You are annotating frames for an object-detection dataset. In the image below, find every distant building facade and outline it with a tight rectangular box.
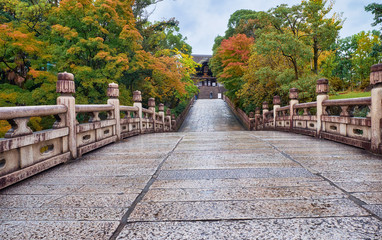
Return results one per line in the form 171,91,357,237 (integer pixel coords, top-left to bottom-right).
192,54,226,99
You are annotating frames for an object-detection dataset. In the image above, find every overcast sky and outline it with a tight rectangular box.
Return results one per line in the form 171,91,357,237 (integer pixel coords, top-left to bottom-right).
148,0,378,55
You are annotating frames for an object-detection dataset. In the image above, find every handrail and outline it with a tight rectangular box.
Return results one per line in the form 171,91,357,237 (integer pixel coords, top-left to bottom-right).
0,73,191,190
277,105,290,111
322,97,371,106
142,108,154,114
294,102,317,109
0,105,67,120
120,106,139,112
76,104,114,112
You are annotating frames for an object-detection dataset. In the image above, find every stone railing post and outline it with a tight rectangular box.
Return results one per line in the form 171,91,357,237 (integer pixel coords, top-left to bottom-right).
171,114,176,131
262,101,269,128
148,98,156,132
316,79,329,137
133,90,143,133
370,63,382,153
289,88,299,130
56,72,77,159
255,108,261,130
158,104,165,128
273,96,281,128
248,112,255,130
107,83,120,141
166,109,172,131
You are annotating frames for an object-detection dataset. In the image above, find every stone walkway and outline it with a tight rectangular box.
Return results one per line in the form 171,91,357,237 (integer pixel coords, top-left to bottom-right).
179,99,244,132
1,99,382,239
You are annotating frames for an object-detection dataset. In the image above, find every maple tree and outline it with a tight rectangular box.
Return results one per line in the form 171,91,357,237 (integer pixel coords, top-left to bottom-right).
210,34,254,100
301,0,342,73
211,0,343,112
0,0,197,137
0,0,196,108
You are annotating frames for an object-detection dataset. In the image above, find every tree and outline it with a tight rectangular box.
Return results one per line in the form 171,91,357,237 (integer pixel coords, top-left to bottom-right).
263,4,312,80
302,0,342,73
49,0,140,104
365,3,382,29
139,18,192,54
0,0,56,106
133,0,164,30
352,31,381,88
210,34,254,99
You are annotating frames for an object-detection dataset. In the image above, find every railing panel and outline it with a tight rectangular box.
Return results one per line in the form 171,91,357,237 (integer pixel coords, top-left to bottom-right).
321,97,372,146
0,73,189,189
0,104,70,189
292,102,317,136
75,104,118,157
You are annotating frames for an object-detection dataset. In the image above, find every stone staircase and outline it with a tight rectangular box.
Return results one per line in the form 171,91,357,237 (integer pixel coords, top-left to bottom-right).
197,86,221,99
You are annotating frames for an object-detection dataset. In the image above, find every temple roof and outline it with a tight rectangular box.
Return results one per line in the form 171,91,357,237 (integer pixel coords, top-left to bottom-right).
192,54,212,64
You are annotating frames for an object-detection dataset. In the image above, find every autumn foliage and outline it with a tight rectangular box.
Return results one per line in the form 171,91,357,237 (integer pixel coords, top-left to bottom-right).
210,34,253,100
0,0,197,109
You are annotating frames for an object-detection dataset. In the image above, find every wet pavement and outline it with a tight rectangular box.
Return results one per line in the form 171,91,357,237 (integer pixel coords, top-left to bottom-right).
179,99,244,132
1,99,382,239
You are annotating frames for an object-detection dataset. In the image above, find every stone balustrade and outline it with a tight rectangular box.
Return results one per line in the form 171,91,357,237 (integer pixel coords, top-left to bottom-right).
292,102,318,136
223,96,252,130
320,97,372,149
226,63,382,155
0,73,184,189
275,105,291,129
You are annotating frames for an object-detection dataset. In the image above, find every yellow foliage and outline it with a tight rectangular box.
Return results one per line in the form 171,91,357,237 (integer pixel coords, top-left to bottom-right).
0,120,11,138
29,117,43,131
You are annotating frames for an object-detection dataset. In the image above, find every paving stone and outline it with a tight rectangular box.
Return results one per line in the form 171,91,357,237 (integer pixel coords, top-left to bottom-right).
23,175,151,187
158,168,315,180
0,195,60,208
179,99,244,132
141,186,345,202
364,205,382,219
117,217,382,240
353,192,382,205
335,182,382,193
0,221,119,239
162,161,300,170
323,172,382,182
0,184,81,195
0,207,126,221
44,193,139,208
150,178,327,189
1,99,382,239
129,199,369,221
299,160,382,173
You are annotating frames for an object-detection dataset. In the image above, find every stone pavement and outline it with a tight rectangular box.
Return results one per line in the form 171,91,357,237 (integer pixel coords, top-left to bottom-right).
179,99,244,132
1,99,382,239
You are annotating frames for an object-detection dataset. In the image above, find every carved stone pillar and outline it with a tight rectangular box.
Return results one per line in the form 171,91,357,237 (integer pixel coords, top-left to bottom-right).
249,112,255,131
148,98,156,132
133,90,143,133
166,109,172,131
289,88,299,130
158,103,165,131
262,101,269,128
56,72,77,159
370,63,382,153
255,108,261,130
107,83,120,141
273,96,281,128
316,79,329,137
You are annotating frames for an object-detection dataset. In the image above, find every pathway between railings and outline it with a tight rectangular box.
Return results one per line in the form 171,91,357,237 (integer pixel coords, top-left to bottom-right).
1,99,382,239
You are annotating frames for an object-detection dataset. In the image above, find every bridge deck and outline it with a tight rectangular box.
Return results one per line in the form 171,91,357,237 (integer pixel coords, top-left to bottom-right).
1,99,382,239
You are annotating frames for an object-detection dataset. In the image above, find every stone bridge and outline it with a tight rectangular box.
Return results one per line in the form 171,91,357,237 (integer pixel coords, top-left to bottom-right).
1,68,382,239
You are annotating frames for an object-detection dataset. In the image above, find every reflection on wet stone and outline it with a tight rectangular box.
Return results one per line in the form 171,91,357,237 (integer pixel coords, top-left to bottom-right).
1,99,382,239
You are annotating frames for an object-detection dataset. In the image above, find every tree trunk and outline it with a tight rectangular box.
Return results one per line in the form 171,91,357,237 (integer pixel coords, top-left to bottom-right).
292,58,299,80
313,36,318,74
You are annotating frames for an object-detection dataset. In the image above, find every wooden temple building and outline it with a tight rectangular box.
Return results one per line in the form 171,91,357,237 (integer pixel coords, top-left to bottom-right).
192,54,226,99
